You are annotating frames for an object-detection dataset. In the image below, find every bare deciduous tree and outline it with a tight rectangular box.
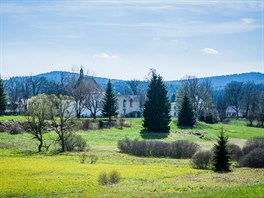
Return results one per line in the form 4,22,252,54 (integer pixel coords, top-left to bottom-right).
49,95,74,152
225,81,244,119
85,90,103,119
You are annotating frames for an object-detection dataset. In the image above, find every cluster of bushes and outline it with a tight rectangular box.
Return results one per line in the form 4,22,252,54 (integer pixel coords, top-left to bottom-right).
191,138,264,169
118,137,199,158
239,138,264,168
82,119,131,130
98,170,121,185
0,120,31,134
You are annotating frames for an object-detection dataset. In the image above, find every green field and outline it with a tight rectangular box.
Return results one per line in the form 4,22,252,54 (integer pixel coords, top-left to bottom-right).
0,117,264,197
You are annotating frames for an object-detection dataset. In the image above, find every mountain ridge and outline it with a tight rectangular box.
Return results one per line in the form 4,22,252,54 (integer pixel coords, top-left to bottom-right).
5,71,264,96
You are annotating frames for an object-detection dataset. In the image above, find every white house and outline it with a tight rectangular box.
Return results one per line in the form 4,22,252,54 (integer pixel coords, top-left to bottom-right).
170,102,178,117
226,106,244,118
117,95,141,117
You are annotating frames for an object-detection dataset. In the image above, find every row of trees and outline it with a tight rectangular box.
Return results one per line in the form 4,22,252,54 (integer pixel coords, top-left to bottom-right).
2,69,264,131
26,79,118,152
215,81,264,126
4,69,105,119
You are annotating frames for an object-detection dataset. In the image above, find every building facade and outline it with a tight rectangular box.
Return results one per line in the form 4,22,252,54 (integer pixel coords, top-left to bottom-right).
117,95,141,117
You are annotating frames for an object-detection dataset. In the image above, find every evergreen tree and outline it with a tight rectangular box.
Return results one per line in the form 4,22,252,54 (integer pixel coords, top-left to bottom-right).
0,77,7,115
102,80,118,121
143,70,171,132
212,128,231,172
177,93,196,127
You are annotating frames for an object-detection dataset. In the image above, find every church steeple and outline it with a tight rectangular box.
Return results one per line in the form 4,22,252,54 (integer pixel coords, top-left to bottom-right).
79,67,84,80
77,66,84,86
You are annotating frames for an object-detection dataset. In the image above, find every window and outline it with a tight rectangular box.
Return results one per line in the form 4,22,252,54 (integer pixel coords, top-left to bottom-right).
123,100,126,108
130,99,133,107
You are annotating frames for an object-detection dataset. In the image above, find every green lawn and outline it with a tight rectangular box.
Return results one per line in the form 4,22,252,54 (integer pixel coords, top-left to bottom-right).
0,116,264,197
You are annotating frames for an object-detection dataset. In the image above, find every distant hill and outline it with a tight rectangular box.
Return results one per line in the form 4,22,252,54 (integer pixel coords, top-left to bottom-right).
5,71,264,96
166,72,264,90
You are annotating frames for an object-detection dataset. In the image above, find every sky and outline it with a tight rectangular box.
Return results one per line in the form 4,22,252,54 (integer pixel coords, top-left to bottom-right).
1,0,263,80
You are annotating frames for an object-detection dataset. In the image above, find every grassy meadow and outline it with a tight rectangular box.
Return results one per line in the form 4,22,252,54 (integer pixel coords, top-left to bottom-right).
0,117,264,197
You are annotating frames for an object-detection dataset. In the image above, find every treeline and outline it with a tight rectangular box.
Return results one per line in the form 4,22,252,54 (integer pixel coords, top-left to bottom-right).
4,69,104,119
174,77,264,127
2,70,264,127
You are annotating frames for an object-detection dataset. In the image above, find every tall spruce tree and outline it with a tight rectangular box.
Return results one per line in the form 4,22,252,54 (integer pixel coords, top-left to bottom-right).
212,128,231,172
177,93,196,127
143,70,171,132
102,80,118,121
0,77,7,115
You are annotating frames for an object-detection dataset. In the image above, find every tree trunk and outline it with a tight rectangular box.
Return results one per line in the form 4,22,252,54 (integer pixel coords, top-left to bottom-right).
38,140,43,152
61,138,65,152
93,113,96,120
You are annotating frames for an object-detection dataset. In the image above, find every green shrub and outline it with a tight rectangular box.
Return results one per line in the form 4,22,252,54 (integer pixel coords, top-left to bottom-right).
79,152,87,164
109,170,121,184
98,172,108,185
239,148,264,168
65,134,86,152
89,154,98,164
191,150,212,169
98,170,121,185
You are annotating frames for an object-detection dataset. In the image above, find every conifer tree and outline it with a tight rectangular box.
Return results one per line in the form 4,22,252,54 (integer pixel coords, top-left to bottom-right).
177,93,196,127
212,128,231,172
102,80,117,121
0,77,7,115
143,70,171,132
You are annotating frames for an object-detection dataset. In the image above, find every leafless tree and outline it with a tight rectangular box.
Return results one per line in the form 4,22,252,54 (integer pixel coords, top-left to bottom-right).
85,90,103,119
66,68,93,118
225,81,244,119
6,78,20,113
49,95,75,152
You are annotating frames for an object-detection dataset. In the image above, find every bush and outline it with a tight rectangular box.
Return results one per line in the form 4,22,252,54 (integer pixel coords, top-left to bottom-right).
170,140,200,158
118,137,199,159
98,170,121,185
191,150,212,169
82,119,92,130
109,170,121,184
89,154,98,164
239,148,264,168
117,136,133,153
242,138,264,155
228,143,243,161
98,172,108,185
117,118,131,129
65,134,86,152
9,125,23,134
79,152,87,164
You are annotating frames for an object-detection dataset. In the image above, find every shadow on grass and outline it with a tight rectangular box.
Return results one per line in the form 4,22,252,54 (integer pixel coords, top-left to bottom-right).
140,129,169,139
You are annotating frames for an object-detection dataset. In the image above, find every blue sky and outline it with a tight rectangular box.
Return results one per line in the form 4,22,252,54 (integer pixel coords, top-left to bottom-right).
1,0,263,80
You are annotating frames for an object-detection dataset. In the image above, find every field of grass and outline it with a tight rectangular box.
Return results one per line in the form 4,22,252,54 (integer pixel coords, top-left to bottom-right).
0,116,264,197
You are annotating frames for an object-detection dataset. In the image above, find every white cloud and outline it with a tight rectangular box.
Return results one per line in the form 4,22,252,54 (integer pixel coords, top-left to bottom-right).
241,18,255,24
202,48,219,55
93,53,119,59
